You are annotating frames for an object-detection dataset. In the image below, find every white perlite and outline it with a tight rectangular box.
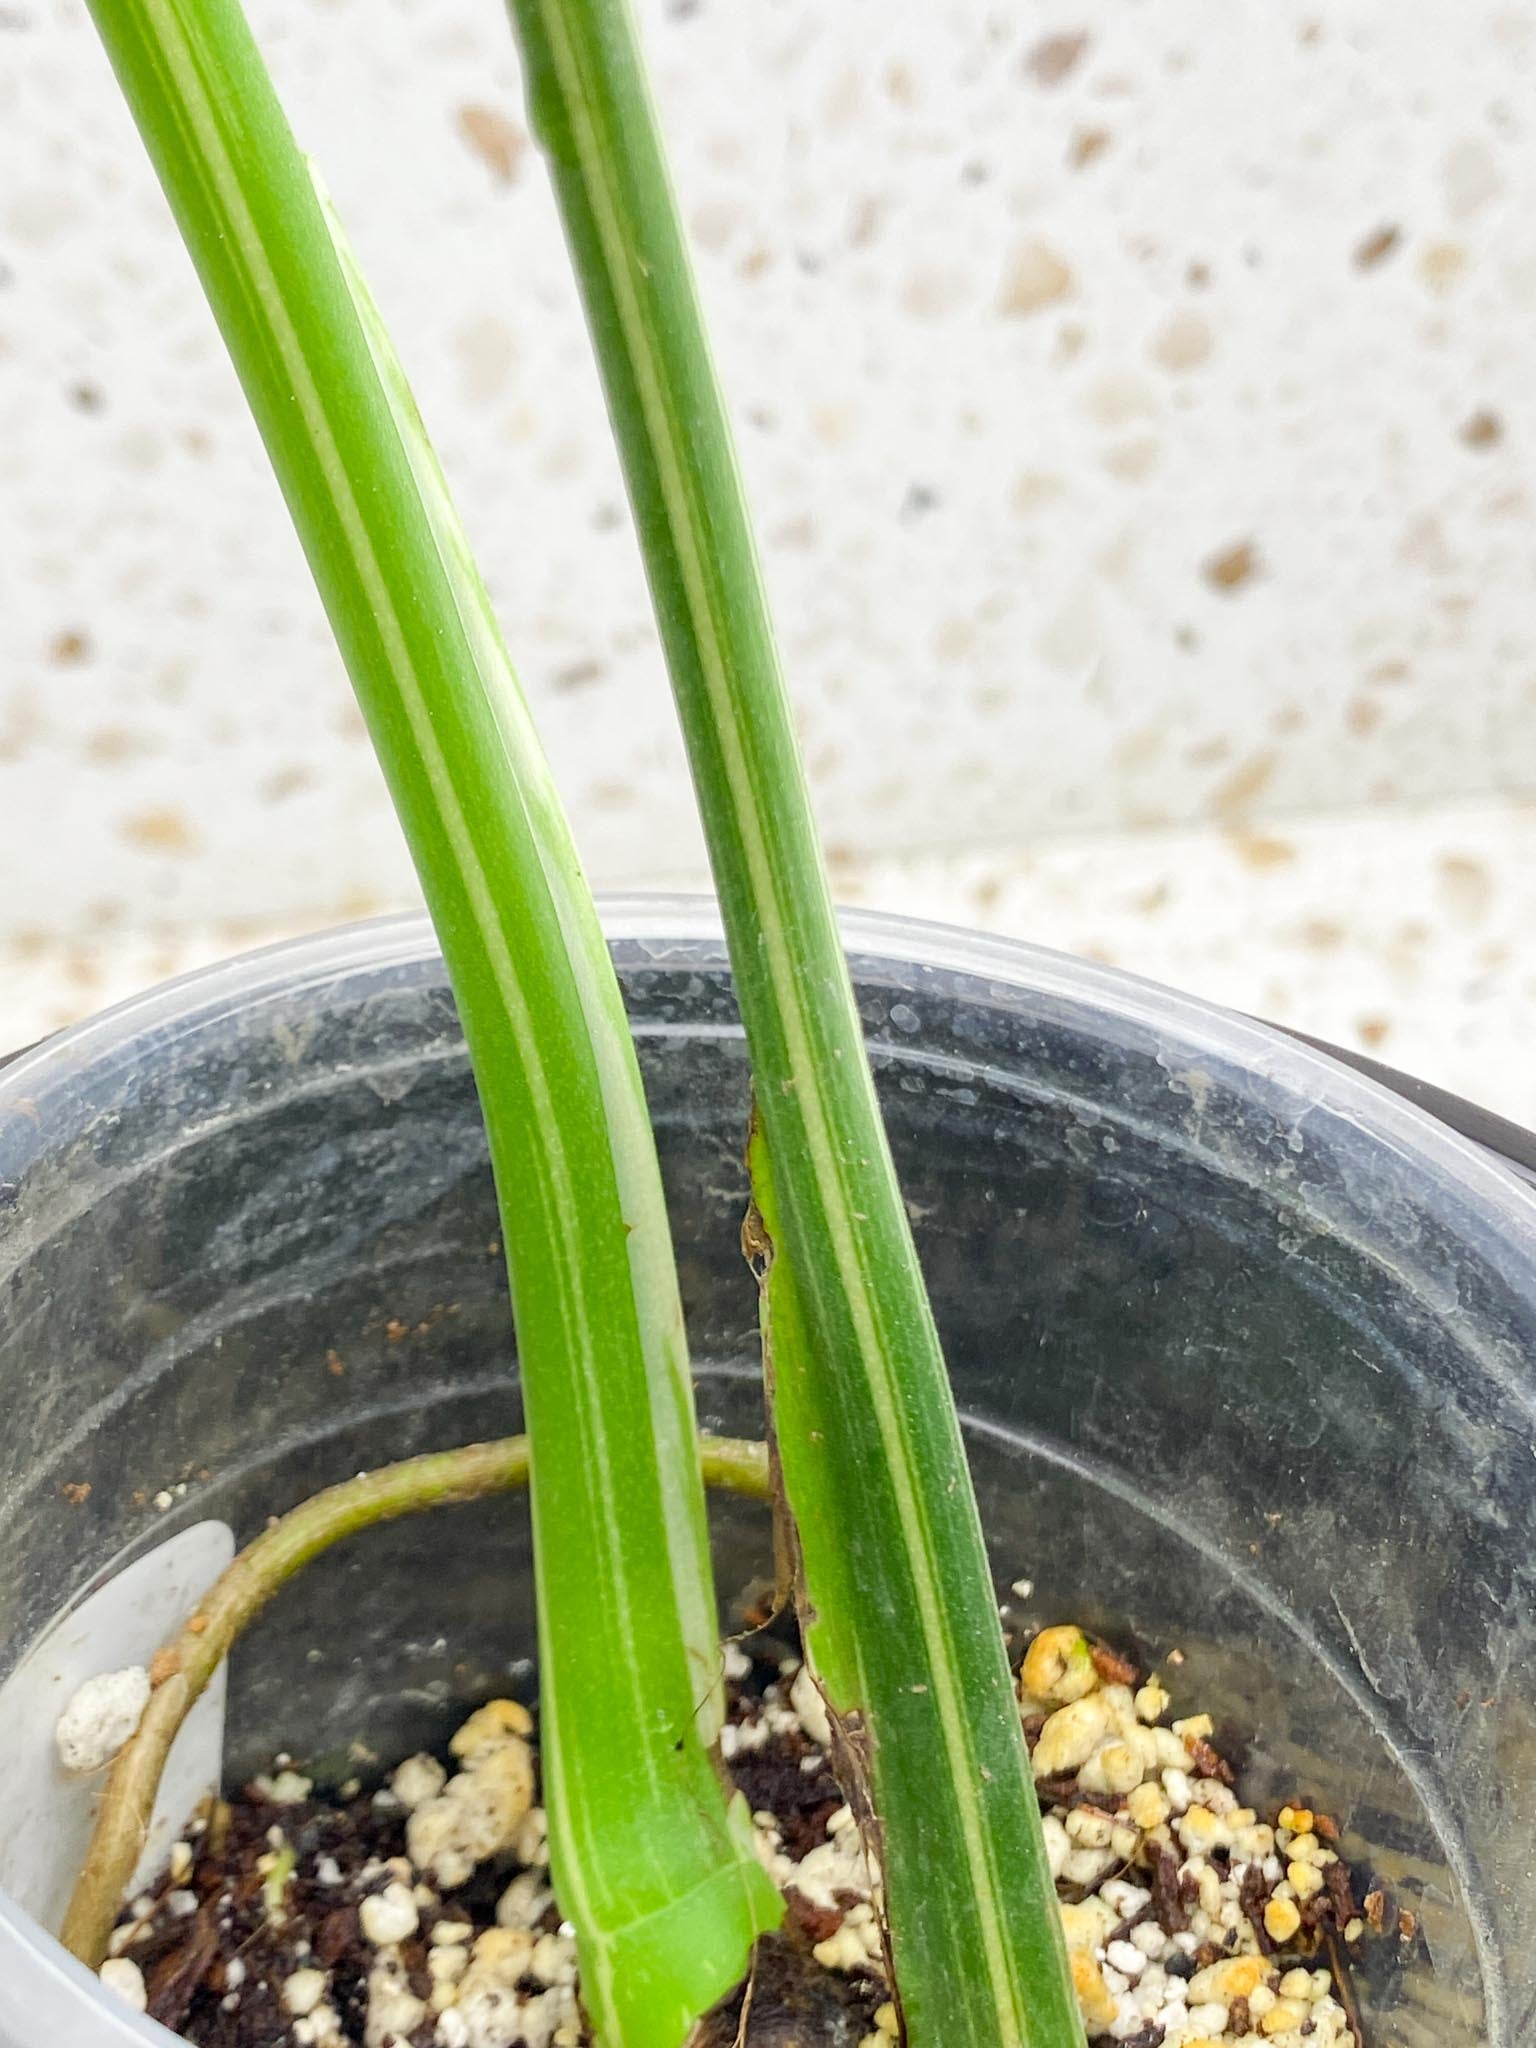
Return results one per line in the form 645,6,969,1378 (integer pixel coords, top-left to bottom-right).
361,1701,558,2048
56,1665,151,1775
359,1880,420,1947
365,1952,426,2048
282,1966,330,2016
789,1662,833,1749
407,1704,535,1892
391,1751,448,1810
746,1628,1362,2047
253,1767,314,1805
97,1957,148,2011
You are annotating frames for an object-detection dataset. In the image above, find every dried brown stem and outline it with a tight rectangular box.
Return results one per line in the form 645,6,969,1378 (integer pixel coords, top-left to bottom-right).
61,1431,771,1970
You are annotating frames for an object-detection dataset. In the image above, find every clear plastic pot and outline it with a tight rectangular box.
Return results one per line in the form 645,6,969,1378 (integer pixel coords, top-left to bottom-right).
0,900,1529,2046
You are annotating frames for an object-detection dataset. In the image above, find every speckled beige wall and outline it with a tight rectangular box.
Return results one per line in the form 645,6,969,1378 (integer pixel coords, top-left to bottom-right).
2,0,1534,946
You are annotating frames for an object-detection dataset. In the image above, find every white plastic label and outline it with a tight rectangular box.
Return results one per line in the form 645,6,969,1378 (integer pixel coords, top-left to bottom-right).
0,1519,234,1935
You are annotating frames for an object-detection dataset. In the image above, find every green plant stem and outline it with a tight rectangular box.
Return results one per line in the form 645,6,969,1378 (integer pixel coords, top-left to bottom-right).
504,3,1083,2042
81,5,779,2039
60,1432,771,1972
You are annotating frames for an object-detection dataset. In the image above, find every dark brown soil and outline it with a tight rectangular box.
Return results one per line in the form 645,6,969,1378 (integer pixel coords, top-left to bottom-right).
112,1651,886,2047
693,1933,878,2048
108,1639,1372,2047
120,1791,455,2043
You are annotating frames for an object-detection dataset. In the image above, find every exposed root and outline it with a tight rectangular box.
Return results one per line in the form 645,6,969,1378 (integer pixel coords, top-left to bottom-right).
61,1432,770,1969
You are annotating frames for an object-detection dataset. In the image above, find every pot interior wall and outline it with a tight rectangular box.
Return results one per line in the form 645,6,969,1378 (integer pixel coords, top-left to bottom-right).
1,918,1531,2047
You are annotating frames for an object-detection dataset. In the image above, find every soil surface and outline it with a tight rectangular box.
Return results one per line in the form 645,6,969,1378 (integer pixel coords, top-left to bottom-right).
100,1629,1374,2048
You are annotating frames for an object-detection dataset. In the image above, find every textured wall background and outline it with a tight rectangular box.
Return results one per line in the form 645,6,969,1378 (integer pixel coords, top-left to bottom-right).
6,0,1536,1120
3,0,1534,945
